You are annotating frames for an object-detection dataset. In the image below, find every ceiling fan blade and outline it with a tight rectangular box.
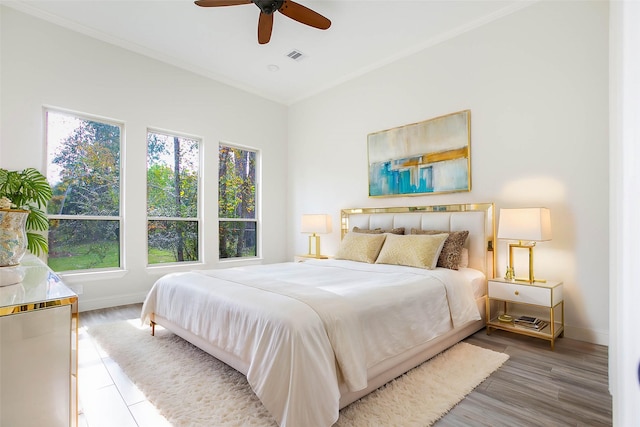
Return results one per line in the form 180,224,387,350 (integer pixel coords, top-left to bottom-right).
194,0,252,7
258,12,274,44
278,0,331,30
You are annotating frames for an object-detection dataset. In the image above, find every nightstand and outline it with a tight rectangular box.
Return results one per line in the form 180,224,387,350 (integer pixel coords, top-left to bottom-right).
486,278,564,350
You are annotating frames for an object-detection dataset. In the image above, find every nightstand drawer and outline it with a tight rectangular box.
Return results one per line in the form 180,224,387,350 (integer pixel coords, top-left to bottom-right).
488,280,562,307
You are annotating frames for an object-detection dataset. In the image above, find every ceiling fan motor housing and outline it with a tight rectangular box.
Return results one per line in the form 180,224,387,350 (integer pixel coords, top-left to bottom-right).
254,0,284,14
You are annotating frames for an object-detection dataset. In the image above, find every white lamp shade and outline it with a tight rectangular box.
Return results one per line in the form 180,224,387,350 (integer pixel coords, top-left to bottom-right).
497,208,552,241
301,214,332,234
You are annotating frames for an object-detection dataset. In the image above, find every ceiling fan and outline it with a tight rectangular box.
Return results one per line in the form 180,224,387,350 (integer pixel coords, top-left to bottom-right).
194,0,331,44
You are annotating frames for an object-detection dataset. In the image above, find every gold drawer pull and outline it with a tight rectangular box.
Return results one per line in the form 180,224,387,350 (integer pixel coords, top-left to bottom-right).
514,290,520,296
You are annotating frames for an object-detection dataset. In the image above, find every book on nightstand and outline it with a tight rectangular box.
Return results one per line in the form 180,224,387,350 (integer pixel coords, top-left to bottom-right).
514,316,548,330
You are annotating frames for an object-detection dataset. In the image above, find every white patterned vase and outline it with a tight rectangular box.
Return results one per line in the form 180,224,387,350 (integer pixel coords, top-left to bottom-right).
0,209,29,267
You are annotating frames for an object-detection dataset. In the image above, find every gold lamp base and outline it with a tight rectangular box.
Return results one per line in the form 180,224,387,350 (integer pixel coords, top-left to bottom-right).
306,233,328,259
507,241,546,284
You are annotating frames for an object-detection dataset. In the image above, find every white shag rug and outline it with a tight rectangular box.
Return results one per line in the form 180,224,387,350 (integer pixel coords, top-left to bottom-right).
87,321,508,427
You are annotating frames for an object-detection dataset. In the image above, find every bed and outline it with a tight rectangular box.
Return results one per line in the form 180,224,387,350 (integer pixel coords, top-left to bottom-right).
141,203,495,427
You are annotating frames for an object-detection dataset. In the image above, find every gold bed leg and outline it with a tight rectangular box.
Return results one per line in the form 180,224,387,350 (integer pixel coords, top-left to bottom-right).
150,320,156,336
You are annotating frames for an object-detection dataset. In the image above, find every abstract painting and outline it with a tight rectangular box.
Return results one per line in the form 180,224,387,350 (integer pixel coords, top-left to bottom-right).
368,110,471,197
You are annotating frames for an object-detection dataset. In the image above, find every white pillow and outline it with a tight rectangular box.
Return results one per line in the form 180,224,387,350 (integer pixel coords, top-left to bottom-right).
335,232,387,263
375,233,448,269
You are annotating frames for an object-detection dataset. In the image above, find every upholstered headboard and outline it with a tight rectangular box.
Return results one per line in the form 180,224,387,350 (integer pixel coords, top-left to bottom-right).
340,203,495,277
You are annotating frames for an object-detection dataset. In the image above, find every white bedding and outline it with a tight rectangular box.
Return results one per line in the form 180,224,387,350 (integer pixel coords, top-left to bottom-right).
458,267,488,299
140,259,482,427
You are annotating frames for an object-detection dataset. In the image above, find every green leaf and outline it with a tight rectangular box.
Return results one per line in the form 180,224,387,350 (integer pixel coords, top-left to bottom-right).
20,168,53,208
26,207,49,231
26,232,48,256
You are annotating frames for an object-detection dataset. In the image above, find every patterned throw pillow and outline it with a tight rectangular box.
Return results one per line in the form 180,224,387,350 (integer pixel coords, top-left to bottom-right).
353,226,405,235
411,229,469,270
335,232,387,263
375,233,449,269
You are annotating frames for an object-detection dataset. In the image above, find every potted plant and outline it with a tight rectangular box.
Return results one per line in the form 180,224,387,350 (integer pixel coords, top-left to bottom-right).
0,167,52,266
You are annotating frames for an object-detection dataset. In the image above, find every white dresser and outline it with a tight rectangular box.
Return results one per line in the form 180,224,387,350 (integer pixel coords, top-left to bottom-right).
0,255,78,427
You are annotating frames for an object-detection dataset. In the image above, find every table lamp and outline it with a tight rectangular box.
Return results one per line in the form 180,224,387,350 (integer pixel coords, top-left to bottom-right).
301,214,332,259
497,207,552,283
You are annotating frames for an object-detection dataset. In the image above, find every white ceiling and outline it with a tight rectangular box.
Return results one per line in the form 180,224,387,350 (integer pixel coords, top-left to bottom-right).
5,0,532,105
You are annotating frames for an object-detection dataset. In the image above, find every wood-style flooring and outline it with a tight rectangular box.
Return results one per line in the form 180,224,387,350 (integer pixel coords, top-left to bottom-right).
78,303,612,427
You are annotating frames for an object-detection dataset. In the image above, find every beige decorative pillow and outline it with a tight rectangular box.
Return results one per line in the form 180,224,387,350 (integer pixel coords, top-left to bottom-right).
353,226,405,235
375,233,448,269
335,232,387,263
411,229,469,270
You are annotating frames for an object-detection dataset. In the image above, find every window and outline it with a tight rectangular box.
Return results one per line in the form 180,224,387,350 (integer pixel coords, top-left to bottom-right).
219,144,258,259
46,109,122,272
147,131,200,264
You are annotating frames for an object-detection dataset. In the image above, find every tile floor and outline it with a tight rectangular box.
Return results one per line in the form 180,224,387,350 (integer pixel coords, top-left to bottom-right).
78,319,171,427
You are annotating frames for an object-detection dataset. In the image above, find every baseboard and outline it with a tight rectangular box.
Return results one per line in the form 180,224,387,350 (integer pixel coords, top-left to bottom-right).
564,324,609,346
78,292,147,312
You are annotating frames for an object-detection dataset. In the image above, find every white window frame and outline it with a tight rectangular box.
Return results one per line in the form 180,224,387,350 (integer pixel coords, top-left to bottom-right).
218,142,260,261
44,106,125,275
145,128,202,267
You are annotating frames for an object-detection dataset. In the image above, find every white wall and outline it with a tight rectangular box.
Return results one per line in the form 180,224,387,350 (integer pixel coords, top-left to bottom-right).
288,1,609,344
0,7,289,310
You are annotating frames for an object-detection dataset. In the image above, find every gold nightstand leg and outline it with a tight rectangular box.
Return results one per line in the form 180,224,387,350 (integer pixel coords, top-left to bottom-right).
485,296,491,335
560,301,565,337
549,304,556,350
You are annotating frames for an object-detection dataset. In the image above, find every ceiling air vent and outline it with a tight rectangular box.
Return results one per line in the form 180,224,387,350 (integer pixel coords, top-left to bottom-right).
286,49,306,61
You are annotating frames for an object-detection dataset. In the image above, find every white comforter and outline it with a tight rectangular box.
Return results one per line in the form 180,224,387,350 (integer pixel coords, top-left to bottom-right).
140,259,481,427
